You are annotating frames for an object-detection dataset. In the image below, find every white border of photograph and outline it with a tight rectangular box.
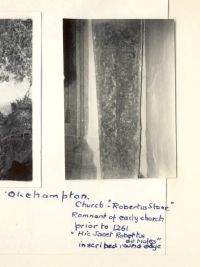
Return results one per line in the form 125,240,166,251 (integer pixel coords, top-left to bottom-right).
0,12,41,187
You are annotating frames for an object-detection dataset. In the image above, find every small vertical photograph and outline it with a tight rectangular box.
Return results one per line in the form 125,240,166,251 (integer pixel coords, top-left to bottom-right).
63,19,176,180
0,14,41,184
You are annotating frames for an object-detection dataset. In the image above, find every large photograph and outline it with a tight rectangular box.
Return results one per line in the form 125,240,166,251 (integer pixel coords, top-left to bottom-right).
0,15,41,183
63,19,176,180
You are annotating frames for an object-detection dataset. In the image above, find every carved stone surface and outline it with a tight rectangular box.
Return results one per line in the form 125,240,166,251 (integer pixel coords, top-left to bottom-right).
92,20,142,179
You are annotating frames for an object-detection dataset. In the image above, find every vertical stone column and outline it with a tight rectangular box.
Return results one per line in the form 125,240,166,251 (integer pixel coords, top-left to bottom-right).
92,20,142,179
64,19,97,179
63,19,79,179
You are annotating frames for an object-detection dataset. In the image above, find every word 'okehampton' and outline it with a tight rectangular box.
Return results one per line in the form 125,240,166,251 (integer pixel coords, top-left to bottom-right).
4,190,88,203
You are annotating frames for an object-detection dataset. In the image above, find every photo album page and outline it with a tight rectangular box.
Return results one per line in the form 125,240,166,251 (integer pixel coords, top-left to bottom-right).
0,0,199,266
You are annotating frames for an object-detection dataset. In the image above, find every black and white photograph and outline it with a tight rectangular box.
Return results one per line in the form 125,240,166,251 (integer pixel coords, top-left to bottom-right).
0,14,41,183
63,19,176,180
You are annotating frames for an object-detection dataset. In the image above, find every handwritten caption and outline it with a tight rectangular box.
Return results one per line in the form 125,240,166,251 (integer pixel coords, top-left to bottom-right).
4,190,173,253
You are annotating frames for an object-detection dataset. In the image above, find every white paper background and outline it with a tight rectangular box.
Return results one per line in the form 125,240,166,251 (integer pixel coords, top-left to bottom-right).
0,0,199,266
0,179,166,254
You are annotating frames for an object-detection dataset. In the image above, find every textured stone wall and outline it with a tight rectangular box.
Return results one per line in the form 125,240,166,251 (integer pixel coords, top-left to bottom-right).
92,20,142,179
